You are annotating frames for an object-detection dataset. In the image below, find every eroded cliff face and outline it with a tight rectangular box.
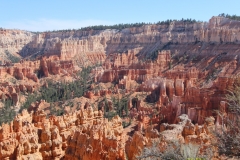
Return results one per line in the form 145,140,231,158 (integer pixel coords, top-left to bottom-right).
92,37,238,125
0,29,34,62
0,107,125,160
2,16,238,65
17,17,240,57
1,16,240,159
1,16,240,67
0,55,76,106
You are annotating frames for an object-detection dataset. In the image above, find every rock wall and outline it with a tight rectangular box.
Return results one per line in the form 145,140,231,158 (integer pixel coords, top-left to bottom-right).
0,107,125,160
39,56,75,77
0,29,33,62
0,82,36,105
99,50,170,83
0,17,235,65
2,17,240,68
0,55,75,79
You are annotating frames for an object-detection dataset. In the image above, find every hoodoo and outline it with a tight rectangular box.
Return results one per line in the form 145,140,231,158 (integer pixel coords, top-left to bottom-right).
1,11,240,159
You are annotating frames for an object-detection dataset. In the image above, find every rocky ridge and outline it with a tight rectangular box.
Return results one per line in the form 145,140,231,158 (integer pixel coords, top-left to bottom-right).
0,29,33,62
3,16,240,65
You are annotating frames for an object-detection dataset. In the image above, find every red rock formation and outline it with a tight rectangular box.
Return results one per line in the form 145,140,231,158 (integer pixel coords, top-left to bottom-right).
98,50,170,83
40,56,75,77
65,114,125,160
0,106,125,160
0,55,75,80
127,72,235,126
0,82,37,104
90,46,237,127
0,55,76,104
2,16,240,159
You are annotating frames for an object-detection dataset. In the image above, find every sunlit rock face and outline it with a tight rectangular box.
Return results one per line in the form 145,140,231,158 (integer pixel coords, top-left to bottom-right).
1,16,240,159
1,16,238,64
94,47,236,125
0,29,34,62
0,107,125,160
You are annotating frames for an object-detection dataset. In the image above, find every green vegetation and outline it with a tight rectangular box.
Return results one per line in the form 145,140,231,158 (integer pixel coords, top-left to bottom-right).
101,95,131,128
205,67,222,83
168,61,172,69
49,103,64,116
32,18,201,33
5,50,21,63
20,66,93,113
122,120,131,128
218,13,240,21
147,50,159,60
112,95,129,118
0,99,16,125
0,65,93,124
137,141,212,160
102,95,129,121
215,82,240,157
156,18,198,25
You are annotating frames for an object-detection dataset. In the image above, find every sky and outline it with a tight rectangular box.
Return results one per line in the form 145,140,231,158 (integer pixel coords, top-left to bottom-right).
1,0,240,32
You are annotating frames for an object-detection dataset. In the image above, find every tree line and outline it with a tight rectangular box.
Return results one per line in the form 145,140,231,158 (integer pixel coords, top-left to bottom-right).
32,18,201,33
218,13,240,21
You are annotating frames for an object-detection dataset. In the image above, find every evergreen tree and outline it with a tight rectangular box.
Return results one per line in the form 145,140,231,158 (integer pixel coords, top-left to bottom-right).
0,99,16,125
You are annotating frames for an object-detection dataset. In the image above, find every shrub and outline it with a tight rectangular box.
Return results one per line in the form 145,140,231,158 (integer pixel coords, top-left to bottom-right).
137,141,213,160
215,83,240,157
0,99,16,125
4,50,20,63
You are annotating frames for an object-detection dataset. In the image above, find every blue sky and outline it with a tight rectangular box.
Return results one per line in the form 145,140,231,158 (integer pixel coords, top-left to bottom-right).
1,0,240,31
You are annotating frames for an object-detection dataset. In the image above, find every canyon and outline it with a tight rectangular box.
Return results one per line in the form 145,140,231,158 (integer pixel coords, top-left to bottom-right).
0,16,240,159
